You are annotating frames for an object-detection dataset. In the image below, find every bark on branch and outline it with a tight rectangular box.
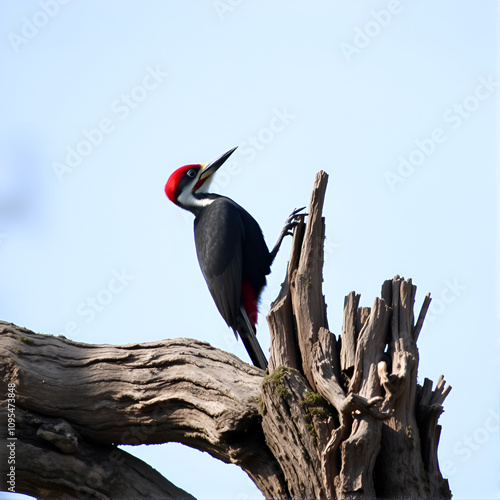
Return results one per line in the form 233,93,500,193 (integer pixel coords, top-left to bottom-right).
0,327,286,498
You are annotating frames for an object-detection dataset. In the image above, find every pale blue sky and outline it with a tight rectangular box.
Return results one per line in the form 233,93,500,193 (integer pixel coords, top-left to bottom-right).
0,1,498,499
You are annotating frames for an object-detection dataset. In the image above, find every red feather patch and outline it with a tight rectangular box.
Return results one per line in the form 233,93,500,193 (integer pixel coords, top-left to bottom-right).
241,280,258,329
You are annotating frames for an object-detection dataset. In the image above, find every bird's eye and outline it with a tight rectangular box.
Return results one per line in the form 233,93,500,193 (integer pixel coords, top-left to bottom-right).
187,169,196,178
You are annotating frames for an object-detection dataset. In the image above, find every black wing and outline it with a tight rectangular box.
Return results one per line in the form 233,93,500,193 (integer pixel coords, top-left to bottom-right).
194,198,244,329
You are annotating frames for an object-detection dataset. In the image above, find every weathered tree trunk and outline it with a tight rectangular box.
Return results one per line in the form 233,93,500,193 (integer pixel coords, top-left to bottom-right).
0,171,451,499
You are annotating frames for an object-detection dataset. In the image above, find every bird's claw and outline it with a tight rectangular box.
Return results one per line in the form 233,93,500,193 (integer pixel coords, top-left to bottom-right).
283,206,307,233
288,206,307,220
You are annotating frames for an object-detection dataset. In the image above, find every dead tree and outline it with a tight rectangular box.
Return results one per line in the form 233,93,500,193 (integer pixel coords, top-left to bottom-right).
0,171,451,499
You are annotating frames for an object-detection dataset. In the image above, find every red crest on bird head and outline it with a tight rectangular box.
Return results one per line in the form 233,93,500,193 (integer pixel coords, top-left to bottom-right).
165,164,201,205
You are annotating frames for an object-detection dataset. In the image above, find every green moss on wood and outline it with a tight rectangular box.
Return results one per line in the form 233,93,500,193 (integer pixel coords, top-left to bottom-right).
262,366,293,401
300,389,333,445
17,335,34,345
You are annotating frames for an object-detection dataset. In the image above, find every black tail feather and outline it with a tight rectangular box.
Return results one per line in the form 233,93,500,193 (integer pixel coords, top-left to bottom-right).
238,306,268,370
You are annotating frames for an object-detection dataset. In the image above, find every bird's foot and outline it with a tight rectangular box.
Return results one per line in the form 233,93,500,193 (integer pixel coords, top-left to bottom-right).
281,206,306,237
270,207,306,263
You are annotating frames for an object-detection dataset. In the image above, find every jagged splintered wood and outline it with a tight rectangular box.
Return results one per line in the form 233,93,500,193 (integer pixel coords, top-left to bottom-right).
0,171,451,499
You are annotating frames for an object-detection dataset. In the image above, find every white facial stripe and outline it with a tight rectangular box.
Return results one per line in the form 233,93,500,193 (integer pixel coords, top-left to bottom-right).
176,173,215,210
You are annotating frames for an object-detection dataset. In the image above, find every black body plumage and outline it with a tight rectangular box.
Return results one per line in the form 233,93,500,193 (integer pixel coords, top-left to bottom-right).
194,197,270,369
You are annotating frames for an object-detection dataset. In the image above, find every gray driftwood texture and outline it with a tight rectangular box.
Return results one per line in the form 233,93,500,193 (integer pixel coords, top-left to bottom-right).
0,171,451,499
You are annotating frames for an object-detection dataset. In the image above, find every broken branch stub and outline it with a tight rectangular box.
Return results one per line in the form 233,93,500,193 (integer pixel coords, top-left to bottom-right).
265,172,451,499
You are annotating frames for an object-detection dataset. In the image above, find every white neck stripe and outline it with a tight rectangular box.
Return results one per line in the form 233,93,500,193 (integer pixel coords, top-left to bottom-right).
177,190,215,211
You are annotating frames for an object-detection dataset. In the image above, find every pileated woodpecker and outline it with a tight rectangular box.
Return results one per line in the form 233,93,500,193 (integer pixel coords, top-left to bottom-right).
165,147,302,370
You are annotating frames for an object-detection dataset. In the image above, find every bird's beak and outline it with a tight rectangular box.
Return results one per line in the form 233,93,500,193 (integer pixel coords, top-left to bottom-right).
199,147,237,181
